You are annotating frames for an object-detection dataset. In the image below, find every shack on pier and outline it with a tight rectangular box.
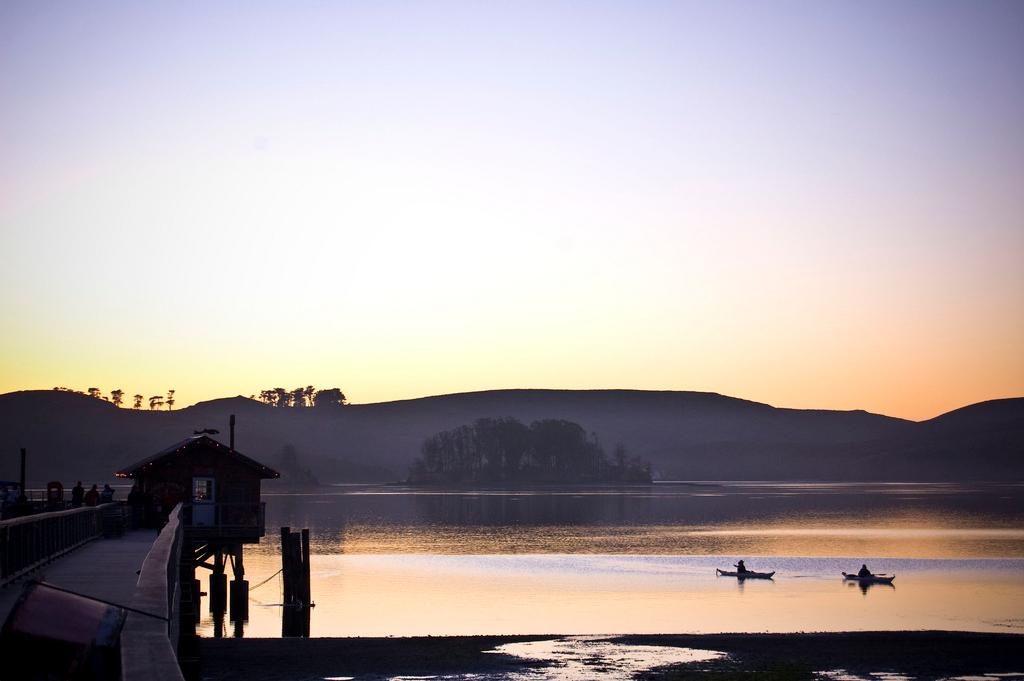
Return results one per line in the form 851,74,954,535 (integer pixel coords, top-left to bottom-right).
114,434,279,541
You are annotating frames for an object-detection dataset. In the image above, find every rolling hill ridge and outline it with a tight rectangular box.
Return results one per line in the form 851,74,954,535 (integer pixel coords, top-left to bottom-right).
0,389,1021,484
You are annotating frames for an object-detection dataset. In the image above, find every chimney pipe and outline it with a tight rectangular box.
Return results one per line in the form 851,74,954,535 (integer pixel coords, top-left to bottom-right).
230,414,236,452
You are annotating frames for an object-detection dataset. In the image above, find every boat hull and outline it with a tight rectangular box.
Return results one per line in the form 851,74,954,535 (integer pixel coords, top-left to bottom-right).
842,572,895,584
716,569,775,579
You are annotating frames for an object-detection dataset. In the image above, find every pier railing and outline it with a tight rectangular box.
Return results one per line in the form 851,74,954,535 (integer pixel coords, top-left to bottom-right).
181,501,266,539
0,503,121,586
122,502,184,681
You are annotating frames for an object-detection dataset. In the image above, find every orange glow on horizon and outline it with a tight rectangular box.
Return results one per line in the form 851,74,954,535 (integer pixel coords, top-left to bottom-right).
1,2,1021,423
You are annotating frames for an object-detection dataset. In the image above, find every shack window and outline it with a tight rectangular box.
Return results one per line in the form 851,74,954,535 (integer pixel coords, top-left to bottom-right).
193,478,213,502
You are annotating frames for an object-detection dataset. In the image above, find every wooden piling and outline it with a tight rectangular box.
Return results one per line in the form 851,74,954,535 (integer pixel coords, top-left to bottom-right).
19,448,26,503
210,549,227,614
300,528,311,608
229,544,248,623
192,578,202,625
280,526,311,637
280,527,293,607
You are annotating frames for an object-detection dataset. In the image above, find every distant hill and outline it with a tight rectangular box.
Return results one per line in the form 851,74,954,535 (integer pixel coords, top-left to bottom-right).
0,389,1021,484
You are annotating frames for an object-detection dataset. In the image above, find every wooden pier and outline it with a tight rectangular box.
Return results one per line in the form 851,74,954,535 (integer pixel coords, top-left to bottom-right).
0,503,185,681
0,503,122,586
2,430,284,679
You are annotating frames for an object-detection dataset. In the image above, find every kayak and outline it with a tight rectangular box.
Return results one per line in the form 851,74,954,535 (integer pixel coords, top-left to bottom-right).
716,569,775,579
842,572,895,584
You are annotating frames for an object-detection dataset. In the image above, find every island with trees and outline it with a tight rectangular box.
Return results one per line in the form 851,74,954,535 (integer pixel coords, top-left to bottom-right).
408,417,652,485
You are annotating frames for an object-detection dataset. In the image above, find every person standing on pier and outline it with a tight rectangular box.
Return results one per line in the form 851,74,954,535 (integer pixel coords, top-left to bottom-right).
71,481,84,507
127,483,144,528
0,485,13,517
84,484,99,506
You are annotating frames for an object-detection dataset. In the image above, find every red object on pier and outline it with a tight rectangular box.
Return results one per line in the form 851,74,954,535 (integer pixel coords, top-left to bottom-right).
0,581,125,680
47,481,64,505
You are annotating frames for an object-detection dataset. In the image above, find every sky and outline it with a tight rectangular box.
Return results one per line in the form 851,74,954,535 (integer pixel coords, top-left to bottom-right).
1,1,1022,420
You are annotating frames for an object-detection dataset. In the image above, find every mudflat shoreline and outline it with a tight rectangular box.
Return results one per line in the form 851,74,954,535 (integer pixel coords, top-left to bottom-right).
201,631,1024,681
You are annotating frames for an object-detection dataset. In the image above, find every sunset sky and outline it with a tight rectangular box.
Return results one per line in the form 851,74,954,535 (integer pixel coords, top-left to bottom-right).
1,1,1021,421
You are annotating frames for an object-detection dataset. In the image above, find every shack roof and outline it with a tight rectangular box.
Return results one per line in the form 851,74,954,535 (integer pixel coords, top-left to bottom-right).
114,435,280,479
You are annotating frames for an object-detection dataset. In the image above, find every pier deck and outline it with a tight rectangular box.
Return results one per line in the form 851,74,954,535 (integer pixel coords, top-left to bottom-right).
0,530,156,626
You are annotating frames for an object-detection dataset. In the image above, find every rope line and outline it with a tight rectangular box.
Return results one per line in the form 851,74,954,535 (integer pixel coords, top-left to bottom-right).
32,580,168,621
248,567,283,591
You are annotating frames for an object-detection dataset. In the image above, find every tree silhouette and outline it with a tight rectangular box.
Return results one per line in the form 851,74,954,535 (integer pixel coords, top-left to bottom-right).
133,394,143,409
613,443,627,471
314,388,346,407
256,384,346,407
409,418,651,484
87,387,102,400
149,395,164,410
110,389,125,408
166,389,175,411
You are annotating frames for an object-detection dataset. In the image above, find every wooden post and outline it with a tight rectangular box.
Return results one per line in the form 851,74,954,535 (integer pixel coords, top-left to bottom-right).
280,526,311,637
18,448,27,503
178,559,197,636
280,527,293,607
230,544,248,623
281,527,295,637
193,578,202,624
300,528,310,607
300,528,311,636
178,556,201,681
210,549,227,615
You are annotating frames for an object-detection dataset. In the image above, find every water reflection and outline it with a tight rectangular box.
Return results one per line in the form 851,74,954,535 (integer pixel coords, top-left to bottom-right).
293,523,1024,558
199,554,1024,638
819,670,913,681
195,483,1024,638
845,579,896,596
487,638,723,680
264,482,1024,558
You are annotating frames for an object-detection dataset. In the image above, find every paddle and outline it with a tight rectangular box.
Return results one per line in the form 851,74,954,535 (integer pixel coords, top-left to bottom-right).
843,572,890,577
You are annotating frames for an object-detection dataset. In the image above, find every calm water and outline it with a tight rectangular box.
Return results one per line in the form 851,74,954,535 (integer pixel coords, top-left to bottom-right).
197,482,1024,638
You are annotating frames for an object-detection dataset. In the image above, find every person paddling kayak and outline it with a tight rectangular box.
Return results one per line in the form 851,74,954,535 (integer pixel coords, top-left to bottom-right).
717,561,775,578
843,567,895,585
